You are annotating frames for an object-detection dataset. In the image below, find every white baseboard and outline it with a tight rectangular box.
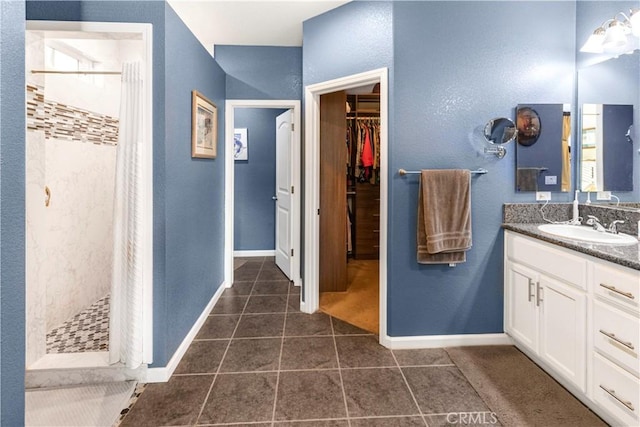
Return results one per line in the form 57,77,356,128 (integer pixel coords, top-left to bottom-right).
233,250,275,257
144,281,227,383
380,333,512,349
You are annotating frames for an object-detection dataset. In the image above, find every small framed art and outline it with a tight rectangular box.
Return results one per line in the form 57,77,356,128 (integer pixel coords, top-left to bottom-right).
234,128,248,160
191,90,217,158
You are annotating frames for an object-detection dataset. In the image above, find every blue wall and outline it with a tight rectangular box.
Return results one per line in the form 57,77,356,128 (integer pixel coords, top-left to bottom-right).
0,1,26,424
215,45,302,100
234,108,287,250
304,1,576,336
163,3,227,364
26,0,226,367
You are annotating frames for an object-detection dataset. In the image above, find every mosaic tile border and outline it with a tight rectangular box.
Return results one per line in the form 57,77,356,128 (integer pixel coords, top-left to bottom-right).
27,84,119,145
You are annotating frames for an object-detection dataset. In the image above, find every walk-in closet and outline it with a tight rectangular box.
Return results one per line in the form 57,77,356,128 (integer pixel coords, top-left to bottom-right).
319,85,381,334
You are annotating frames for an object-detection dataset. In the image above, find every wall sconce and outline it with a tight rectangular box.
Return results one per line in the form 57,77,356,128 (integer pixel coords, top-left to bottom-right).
581,9,640,55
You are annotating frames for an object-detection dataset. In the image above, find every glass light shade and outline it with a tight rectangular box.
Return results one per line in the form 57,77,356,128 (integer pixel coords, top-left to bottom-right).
630,9,640,37
602,21,628,51
580,31,605,53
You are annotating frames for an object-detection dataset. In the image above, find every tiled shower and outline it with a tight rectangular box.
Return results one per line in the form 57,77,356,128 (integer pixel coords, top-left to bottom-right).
25,30,143,366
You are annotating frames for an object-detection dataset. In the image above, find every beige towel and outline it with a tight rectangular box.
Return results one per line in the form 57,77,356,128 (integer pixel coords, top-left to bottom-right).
417,169,472,264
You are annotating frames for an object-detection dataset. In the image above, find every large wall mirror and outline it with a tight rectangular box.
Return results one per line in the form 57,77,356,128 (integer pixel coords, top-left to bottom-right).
515,104,571,192
578,51,638,193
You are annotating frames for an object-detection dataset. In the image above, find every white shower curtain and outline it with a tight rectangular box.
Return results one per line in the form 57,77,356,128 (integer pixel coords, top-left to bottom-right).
109,62,145,368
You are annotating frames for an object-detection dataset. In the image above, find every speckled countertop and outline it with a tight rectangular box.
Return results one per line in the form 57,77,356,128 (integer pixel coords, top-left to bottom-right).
502,223,640,271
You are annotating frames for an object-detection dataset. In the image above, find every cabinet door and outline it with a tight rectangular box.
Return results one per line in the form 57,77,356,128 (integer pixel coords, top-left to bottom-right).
505,261,539,353
539,275,587,392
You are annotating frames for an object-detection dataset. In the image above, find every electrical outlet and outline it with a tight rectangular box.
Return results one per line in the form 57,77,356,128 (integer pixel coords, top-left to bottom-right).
597,191,611,201
536,192,551,201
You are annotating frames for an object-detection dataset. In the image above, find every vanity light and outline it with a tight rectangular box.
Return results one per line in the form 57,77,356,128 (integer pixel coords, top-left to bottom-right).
580,27,605,53
630,8,640,37
581,10,640,55
602,19,628,51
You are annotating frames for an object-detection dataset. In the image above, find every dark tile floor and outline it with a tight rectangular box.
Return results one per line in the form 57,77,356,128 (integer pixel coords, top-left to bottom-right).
121,257,497,426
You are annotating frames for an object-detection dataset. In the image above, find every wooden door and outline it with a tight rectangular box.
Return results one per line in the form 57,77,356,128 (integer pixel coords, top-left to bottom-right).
319,91,347,292
275,109,293,279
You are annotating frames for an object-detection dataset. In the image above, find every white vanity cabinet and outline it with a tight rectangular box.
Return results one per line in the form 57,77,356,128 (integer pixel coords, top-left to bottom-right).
504,230,640,427
505,232,587,392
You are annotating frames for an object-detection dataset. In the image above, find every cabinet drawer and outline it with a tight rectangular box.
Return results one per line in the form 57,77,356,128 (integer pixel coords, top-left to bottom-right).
594,300,639,376
593,261,640,313
592,352,640,427
506,233,587,290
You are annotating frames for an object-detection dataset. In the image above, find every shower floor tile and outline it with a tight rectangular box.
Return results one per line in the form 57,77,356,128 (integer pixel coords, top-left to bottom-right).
46,295,110,354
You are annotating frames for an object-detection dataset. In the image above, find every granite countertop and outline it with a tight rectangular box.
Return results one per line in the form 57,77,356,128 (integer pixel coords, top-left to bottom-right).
502,223,640,271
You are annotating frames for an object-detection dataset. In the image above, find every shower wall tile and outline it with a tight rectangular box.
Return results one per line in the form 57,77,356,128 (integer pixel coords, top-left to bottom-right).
45,138,117,331
27,85,119,145
26,131,48,366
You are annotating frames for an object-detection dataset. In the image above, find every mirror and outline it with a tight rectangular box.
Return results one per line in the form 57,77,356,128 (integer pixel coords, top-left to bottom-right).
578,51,638,193
516,104,571,192
580,104,634,192
484,117,516,145
516,106,541,146
483,117,515,158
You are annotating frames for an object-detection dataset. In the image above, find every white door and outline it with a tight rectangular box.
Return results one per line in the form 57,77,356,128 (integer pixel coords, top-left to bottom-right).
275,109,293,279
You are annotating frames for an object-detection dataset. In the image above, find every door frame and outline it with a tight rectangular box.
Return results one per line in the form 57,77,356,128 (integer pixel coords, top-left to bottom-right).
25,20,154,367
224,100,302,287
303,68,389,341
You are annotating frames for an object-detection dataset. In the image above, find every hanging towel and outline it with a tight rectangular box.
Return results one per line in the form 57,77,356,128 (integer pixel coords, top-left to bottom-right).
417,169,472,265
516,168,540,191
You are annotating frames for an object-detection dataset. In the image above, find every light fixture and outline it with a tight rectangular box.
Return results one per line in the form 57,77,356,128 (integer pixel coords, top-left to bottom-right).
581,9,640,56
602,19,628,51
630,8,640,37
580,26,605,53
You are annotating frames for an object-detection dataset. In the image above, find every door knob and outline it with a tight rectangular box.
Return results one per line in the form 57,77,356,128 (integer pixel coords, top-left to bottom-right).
272,196,278,201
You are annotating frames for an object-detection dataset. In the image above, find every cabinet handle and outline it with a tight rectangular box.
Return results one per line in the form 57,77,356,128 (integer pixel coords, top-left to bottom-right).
599,283,635,300
536,282,543,307
599,385,635,412
599,329,635,350
527,279,535,302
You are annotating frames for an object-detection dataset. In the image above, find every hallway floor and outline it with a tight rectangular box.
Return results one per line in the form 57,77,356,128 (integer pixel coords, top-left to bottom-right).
119,257,604,426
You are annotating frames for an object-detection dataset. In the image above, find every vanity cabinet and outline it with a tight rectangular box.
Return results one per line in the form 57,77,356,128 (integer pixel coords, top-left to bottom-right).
505,233,587,392
504,230,640,427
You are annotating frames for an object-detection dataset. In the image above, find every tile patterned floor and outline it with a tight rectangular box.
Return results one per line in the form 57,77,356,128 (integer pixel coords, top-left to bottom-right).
46,294,110,354
120,257,499,427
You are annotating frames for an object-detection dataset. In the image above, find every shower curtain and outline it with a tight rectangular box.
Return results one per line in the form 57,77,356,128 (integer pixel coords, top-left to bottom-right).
109,62,144,369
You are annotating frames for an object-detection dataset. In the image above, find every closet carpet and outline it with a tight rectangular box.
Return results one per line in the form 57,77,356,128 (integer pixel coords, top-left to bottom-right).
320,259,379,334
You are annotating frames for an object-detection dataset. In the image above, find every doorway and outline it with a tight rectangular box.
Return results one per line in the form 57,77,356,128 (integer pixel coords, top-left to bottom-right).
224,100,302,289
303,68,389,342
318,86,381,334
24,21,153,377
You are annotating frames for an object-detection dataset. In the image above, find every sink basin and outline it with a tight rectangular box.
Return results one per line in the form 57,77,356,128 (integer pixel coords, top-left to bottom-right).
537,224,638,246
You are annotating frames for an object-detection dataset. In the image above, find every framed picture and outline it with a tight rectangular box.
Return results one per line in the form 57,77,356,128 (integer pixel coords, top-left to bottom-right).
234,128,248,160
191,90,217,158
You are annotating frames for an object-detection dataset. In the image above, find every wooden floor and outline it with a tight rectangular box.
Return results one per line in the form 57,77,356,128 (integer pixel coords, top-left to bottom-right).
319,259,379,334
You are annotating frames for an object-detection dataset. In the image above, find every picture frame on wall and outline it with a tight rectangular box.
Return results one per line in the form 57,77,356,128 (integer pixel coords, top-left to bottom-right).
191,90,217,158
234,128,248,161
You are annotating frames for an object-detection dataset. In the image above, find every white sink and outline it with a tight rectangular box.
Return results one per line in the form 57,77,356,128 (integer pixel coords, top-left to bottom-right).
537,224,638,246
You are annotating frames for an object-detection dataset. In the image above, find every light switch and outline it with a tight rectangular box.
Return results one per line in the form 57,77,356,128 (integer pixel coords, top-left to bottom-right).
545,175,557,185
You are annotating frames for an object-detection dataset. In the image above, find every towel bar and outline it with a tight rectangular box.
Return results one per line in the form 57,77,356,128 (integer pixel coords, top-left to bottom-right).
398,168,488,176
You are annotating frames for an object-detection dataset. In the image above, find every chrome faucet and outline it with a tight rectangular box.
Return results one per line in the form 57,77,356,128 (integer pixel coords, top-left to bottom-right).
607,220,625,234
586,215,606,232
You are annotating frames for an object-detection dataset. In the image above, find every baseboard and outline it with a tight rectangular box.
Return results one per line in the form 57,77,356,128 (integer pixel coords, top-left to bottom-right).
380,333,512,349
144,281,227,383
233,250,275,257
